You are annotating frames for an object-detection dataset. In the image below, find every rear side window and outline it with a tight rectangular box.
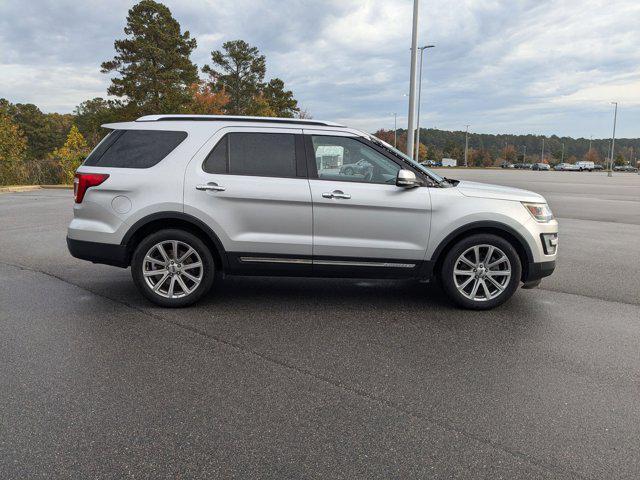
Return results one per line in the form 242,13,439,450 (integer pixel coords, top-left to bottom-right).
203,132,296,177
84,129,187,168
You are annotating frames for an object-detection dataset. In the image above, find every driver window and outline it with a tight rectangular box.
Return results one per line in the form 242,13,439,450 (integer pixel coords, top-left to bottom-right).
311,136,401,184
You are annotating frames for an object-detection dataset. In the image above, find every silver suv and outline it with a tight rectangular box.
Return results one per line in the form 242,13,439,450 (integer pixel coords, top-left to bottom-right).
67,115,558,309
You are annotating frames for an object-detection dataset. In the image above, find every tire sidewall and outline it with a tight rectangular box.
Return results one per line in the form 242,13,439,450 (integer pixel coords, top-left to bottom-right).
440,234,522,310
131,229,215,307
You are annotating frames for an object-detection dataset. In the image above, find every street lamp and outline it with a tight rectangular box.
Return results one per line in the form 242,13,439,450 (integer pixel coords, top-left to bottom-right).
414,44,435,161
406,0,420,160
608,102,618,177
464,125,470,167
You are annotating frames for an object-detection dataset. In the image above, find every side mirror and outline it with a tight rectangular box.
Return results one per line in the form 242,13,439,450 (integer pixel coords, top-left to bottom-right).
396,169,420,188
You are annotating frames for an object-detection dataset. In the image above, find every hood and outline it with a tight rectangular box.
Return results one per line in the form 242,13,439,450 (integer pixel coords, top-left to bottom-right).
457,180,545,203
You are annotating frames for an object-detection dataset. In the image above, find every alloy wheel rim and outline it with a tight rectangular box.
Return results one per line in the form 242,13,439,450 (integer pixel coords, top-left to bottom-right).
453,244,511,302
142,240,203,299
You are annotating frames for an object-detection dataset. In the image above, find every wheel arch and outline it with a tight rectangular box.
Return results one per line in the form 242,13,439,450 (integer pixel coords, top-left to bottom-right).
121,212,228,270
430,221,534,282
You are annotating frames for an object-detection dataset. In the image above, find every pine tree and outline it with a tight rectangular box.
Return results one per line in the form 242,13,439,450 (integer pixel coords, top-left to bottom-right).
263,78,299,117
101,0,198,115
203,40,266,115
202,40,299,117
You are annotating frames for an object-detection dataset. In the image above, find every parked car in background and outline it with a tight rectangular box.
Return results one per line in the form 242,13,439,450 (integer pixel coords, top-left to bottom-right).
500,162,514,168
67,114,557,310
613,165,639,172
532,163,550,171
340,159,372,176
554,163,579,171
575,161,594,171
593,164,604,171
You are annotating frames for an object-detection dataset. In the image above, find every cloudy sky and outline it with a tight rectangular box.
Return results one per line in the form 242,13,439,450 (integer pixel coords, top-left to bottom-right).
1,0,639,138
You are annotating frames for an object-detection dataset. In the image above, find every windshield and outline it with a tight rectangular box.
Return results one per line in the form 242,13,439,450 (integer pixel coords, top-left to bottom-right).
366,134,447,184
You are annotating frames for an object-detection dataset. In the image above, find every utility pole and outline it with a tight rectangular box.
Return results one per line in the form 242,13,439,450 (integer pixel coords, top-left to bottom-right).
589,135,592,151
561,142,565,163
541,137,545,163
522,145,527,163
406,0,420,160
414,45,435,161
464,125,470,167
608,102,618,177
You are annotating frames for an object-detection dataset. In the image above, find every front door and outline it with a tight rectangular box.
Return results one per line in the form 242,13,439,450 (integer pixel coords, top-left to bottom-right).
305,132,431,277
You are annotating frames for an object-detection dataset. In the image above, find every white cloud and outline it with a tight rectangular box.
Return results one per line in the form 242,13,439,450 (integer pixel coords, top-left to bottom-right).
0,0,638,137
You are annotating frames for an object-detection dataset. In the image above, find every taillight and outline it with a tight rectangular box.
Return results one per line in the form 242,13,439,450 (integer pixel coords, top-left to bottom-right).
74,173,109,203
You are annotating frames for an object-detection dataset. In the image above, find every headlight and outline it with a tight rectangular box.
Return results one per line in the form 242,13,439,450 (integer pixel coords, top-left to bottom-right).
522,202,554,222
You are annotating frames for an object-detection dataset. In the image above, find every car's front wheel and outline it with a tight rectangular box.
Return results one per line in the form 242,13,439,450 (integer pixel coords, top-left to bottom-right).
440,234,522,310
131,229,216,307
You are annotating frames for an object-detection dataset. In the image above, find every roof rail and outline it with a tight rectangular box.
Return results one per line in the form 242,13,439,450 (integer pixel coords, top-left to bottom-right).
135,114,346,128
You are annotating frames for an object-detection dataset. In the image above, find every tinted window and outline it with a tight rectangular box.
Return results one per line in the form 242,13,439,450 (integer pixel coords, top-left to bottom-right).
202,132,298,177
312,136,401,184
203,136,228,174
84,130,187,168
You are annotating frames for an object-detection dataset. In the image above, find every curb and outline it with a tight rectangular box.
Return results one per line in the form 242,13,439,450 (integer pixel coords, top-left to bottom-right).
0,185,42,193
0,185,73,193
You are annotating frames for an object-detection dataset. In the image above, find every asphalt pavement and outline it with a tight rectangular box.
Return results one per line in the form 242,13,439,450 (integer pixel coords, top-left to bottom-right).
1,170,639,479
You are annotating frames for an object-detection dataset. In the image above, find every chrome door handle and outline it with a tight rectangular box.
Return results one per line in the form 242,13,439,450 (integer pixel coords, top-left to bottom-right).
196,183,225,192
322,190,351,199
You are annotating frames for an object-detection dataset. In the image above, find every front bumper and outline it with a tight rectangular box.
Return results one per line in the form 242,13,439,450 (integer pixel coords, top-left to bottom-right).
67,237,129,268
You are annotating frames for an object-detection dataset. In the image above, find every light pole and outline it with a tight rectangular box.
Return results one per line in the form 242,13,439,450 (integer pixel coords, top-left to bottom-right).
541,137,545,163
522,145,527,163
464,125,470,167
561,142,565,163
391,112,398,147
608,102,618,177
406,0,420,160
414,44,435,161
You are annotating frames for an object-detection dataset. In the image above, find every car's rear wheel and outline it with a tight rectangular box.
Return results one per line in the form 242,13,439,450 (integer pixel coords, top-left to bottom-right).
131,229,215,307
440,234,522,310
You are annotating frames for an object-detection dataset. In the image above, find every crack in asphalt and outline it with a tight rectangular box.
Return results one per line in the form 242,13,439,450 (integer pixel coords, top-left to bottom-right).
0,259,593,480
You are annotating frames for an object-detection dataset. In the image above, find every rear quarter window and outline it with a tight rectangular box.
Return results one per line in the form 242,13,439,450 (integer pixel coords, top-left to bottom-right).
83,129,187,168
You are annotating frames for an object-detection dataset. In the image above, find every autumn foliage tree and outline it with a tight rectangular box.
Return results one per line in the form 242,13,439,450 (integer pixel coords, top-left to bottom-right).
0,114,28,185
187,82,230,114
50,126,90,184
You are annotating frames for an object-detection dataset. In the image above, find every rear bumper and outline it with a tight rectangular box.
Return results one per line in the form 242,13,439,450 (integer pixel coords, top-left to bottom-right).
522,260,555,287
67,237,129,268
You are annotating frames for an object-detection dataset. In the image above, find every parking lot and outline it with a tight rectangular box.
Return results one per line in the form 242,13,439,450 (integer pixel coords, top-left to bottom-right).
1,170,639,479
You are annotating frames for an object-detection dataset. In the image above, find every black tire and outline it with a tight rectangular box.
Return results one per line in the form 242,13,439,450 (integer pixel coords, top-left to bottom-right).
343,167,354,175
440,234,522,310
131,229,216,307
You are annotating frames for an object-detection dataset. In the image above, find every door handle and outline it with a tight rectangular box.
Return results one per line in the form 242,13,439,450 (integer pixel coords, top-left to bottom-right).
322,190,351,199
196,183,225,192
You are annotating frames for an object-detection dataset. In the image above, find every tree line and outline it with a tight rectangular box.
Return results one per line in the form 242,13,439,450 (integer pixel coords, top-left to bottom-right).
2,0,638,185
374,128,639,167
0,0,302,185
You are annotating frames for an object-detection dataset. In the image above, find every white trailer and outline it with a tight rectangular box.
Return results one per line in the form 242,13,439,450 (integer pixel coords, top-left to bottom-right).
442,158,457,167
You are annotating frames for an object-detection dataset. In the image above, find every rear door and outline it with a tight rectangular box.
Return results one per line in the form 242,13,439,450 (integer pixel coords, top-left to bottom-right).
305,131,432,277
184,126,312,274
